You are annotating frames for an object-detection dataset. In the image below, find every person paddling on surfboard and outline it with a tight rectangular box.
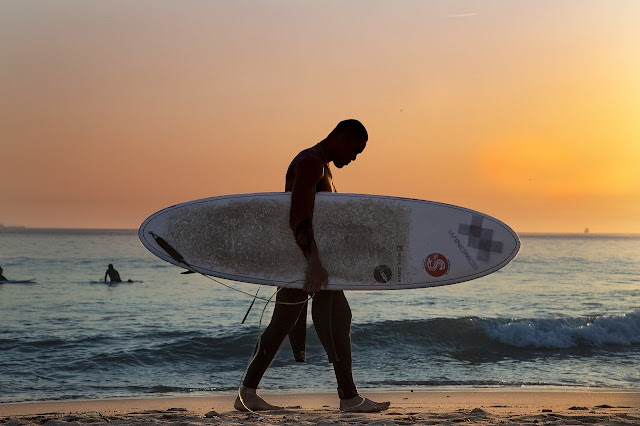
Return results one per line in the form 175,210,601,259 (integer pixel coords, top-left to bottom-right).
105,264,124,283
0,266,7,281
235,119,390,413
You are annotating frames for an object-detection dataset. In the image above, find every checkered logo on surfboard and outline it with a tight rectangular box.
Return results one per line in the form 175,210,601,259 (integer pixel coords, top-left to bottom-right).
458,215,503,262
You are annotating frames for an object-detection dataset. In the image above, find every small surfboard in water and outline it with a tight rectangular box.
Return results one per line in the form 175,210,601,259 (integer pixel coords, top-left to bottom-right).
139,193,520,290
1,279,36,284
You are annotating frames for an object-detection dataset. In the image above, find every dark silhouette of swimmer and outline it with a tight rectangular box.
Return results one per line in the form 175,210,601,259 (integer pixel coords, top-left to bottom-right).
234,120,390,413
0,266,7,281
105,264,125,283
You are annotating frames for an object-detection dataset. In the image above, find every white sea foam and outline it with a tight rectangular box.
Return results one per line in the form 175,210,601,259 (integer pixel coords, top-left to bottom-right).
485,312,640,348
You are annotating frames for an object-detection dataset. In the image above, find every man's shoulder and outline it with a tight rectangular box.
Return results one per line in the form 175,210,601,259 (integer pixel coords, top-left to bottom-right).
292,153,324,177
293,148,323,167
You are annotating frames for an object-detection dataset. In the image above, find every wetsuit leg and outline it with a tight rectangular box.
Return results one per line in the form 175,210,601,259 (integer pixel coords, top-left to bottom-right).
243,288,307,389
312,290,358,399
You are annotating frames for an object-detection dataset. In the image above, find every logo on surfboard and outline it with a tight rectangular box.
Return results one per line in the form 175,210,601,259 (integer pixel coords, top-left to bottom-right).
424,253,449,277
457,214,504,262
373,265,393,283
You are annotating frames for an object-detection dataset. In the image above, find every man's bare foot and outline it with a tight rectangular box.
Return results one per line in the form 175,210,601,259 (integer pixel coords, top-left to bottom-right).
340,395,390,413
234,386,283,411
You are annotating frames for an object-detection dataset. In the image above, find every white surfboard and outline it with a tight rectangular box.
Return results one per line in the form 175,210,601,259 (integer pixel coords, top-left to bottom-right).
139,193,519,290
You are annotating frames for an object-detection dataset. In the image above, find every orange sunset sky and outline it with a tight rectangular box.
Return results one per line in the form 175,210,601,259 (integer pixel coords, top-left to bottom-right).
1,1,639,233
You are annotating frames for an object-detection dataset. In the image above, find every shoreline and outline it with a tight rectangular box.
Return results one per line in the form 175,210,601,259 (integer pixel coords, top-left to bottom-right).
4,386,638,405
2,390,638,425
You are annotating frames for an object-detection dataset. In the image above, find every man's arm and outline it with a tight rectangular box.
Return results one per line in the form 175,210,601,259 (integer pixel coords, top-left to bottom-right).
104,271,109,283
289,157,328,293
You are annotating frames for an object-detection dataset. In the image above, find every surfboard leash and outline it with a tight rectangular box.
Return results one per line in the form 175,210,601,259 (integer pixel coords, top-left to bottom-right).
237,283,312,416
149,231,313,416
148,231,308,305
237,285,278,417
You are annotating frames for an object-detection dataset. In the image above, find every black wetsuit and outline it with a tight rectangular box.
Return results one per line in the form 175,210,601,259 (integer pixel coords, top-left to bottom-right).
105,268,122,283
242,157,358,400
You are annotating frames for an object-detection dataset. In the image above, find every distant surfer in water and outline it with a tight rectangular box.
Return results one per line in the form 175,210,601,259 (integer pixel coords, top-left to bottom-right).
235,119,390,413
0,266,7,281
105,264,123,283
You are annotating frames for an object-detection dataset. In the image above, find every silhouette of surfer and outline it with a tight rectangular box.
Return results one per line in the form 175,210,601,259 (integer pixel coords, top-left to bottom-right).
0,266,7,281
104,264,132,283
235,120,390,413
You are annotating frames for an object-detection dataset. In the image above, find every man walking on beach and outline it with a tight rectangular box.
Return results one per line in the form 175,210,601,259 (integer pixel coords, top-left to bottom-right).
235,119,390,413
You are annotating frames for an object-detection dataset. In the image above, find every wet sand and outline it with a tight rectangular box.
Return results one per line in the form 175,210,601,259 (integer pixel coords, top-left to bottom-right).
1,390,639,425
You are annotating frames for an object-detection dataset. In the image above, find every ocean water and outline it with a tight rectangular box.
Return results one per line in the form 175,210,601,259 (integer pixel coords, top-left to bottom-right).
0,229,639,403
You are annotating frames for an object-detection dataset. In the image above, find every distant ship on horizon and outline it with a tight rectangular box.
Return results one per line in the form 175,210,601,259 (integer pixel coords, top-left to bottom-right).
584,227,589,234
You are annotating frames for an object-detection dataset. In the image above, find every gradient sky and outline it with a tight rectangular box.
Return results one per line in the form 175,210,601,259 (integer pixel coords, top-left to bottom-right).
2,1,639,233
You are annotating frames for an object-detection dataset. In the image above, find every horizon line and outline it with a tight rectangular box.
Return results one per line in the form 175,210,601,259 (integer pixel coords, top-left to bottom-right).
1,225,639,237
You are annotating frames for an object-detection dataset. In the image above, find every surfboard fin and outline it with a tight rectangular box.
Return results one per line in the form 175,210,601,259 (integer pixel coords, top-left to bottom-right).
180,270,196,275
241,286,261,324
288,302,308,362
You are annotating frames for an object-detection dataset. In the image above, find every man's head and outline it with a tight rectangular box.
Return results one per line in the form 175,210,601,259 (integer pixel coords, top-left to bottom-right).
108,264,113,269
328,119,368,168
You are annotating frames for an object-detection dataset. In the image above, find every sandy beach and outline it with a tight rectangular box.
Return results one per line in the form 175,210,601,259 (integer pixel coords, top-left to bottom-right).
1,390,639,425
